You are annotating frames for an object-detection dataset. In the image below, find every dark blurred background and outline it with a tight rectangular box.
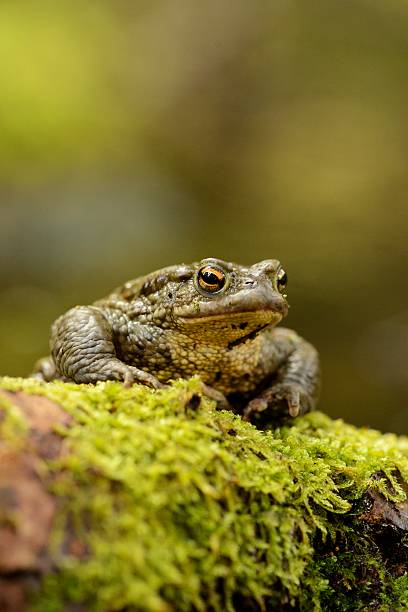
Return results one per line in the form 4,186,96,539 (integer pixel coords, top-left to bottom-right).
1,1,408,433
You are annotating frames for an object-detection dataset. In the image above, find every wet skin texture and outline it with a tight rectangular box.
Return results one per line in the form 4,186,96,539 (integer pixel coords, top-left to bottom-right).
34,258,320,421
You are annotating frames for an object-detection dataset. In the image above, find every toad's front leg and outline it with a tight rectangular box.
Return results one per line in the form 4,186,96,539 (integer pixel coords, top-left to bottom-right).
243,328,320,422
50,305,162,388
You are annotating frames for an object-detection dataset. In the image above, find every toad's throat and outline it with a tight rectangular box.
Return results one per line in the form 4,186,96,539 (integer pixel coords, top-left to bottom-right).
227,322,271,349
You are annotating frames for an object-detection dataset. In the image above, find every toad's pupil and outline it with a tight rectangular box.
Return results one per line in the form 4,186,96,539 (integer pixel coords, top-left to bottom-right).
278,271,288,288
203,271,219,285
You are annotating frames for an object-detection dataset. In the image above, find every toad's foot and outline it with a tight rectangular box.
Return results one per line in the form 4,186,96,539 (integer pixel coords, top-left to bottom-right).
243,381,314,422
199,383,230,410
31,356,67,382
32,356,163,389
102,361,163,389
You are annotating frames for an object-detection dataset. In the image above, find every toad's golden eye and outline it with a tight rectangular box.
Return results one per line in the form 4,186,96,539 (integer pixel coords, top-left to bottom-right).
277,268,288,292
197,265,226,294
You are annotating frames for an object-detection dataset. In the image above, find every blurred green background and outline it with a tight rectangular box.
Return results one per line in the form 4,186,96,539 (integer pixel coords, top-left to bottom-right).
1,1,408,433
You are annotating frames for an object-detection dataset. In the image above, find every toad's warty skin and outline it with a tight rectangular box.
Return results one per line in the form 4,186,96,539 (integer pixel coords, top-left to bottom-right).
33,258,320,420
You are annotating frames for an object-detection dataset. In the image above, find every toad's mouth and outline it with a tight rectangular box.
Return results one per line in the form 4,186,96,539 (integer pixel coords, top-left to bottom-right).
177,309,282,326
174,285,288,323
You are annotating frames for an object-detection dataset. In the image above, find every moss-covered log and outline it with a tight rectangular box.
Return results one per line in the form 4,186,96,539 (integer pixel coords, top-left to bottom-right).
0,377,407,611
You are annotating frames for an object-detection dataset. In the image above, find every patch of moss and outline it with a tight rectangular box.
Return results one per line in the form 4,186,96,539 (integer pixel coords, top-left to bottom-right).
0,385,28,445
1,376,408,611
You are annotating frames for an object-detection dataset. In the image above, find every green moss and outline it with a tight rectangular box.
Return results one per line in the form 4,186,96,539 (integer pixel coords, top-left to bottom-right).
1,376,408,611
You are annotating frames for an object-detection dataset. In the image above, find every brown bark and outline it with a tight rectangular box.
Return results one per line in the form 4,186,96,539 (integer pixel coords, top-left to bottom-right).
0,391,71,611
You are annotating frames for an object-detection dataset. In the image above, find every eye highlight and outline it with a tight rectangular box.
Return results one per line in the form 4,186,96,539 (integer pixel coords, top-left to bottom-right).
277,268,288,292
196,265,227,294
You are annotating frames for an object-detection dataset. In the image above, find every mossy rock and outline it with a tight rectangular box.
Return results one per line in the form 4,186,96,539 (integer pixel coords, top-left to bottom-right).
0,376,407,611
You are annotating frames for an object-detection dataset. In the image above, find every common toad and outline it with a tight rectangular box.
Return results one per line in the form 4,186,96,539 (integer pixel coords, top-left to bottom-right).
34,258,320,420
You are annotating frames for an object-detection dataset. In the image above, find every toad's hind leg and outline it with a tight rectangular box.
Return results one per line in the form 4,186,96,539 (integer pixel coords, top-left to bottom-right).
31,356,63,381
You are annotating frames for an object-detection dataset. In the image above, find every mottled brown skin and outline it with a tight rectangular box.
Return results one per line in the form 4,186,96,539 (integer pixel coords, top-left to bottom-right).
33,258,320,420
